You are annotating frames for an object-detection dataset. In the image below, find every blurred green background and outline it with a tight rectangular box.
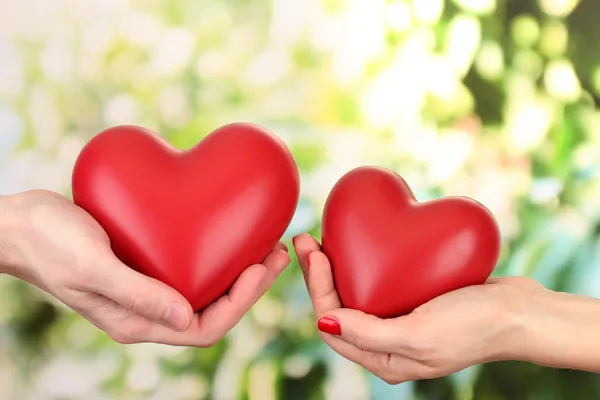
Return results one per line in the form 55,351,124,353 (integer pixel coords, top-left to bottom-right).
1,0,600,399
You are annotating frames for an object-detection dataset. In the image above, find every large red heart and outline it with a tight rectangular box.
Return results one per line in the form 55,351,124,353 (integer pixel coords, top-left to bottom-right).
322,166,501,318
72,123,299,311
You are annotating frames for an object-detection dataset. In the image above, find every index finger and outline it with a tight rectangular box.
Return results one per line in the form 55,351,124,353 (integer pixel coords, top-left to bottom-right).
303,251,410,381
292,233,321,288
306,250,342,316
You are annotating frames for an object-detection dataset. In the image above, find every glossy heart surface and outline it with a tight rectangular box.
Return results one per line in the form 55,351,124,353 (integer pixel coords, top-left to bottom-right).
322,166,501,318
72,123,300,311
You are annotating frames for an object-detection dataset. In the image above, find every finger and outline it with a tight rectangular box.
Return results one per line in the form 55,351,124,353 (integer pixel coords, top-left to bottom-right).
89,253,193,332
316,308,412,354
91,248,290,347
191,248,290,343
313,305,422,383
79,298,198,347
315,316,407,383
273,241,288,253
306,252,419,379
306,250,342,314
259,245,290,290
292,233,321,286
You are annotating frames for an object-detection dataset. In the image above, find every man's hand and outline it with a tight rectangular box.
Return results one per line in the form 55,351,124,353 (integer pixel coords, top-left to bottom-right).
0,190,290,347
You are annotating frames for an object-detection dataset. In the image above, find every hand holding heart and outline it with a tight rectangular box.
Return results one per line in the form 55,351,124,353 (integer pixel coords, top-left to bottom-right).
293,233,545,384
321,166,501,318
71,123,300,312
0,190,290,347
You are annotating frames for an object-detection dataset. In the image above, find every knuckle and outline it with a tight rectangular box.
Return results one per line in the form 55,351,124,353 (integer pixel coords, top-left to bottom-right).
372,352,393,374
407,349,445,378
409,344,439,363
195,334,221,348
380,375,402,385
111,335,134,345
350,330,369,351
107,326,136,344
106,323,148,345
60,262,95,290
410,362,443,381
371,365,402,385
128,290,168,320
130,291,158,315
401,328,438,362
370,356,423,384
79,268,101,290
368,354,395,383
129,292,144,314
382,364,433,383
129,291,144,313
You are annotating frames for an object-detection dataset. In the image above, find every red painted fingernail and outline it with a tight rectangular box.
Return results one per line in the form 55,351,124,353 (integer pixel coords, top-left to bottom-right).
318,316,341,335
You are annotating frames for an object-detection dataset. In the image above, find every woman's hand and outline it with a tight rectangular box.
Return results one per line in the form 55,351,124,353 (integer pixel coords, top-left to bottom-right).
0,190,290,347
292,233,600,383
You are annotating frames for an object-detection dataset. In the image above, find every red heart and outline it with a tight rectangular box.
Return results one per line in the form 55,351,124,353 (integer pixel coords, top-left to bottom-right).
72,123,299,311
322,166,501,318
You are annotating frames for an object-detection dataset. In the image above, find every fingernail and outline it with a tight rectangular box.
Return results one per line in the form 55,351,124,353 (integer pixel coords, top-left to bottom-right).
164,303,190,331
318,316,341,335
292,235,298,247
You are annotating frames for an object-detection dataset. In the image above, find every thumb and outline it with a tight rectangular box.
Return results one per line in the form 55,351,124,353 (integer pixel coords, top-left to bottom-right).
316,308,409,353
93,255,193,332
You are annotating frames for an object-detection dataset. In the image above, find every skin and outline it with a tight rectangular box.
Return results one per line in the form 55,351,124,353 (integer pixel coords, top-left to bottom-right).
0,190,290,347
292,233,600,384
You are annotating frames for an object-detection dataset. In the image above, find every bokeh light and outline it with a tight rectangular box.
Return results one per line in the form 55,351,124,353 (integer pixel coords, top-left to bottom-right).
1,0,600,399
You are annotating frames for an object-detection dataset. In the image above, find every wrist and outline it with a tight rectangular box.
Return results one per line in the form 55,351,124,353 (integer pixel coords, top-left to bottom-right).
486,286,539,363
516,288,600,372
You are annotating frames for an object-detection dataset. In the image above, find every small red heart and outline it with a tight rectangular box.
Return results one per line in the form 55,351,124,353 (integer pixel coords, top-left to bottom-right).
322,166,501,318
72,123,299,311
